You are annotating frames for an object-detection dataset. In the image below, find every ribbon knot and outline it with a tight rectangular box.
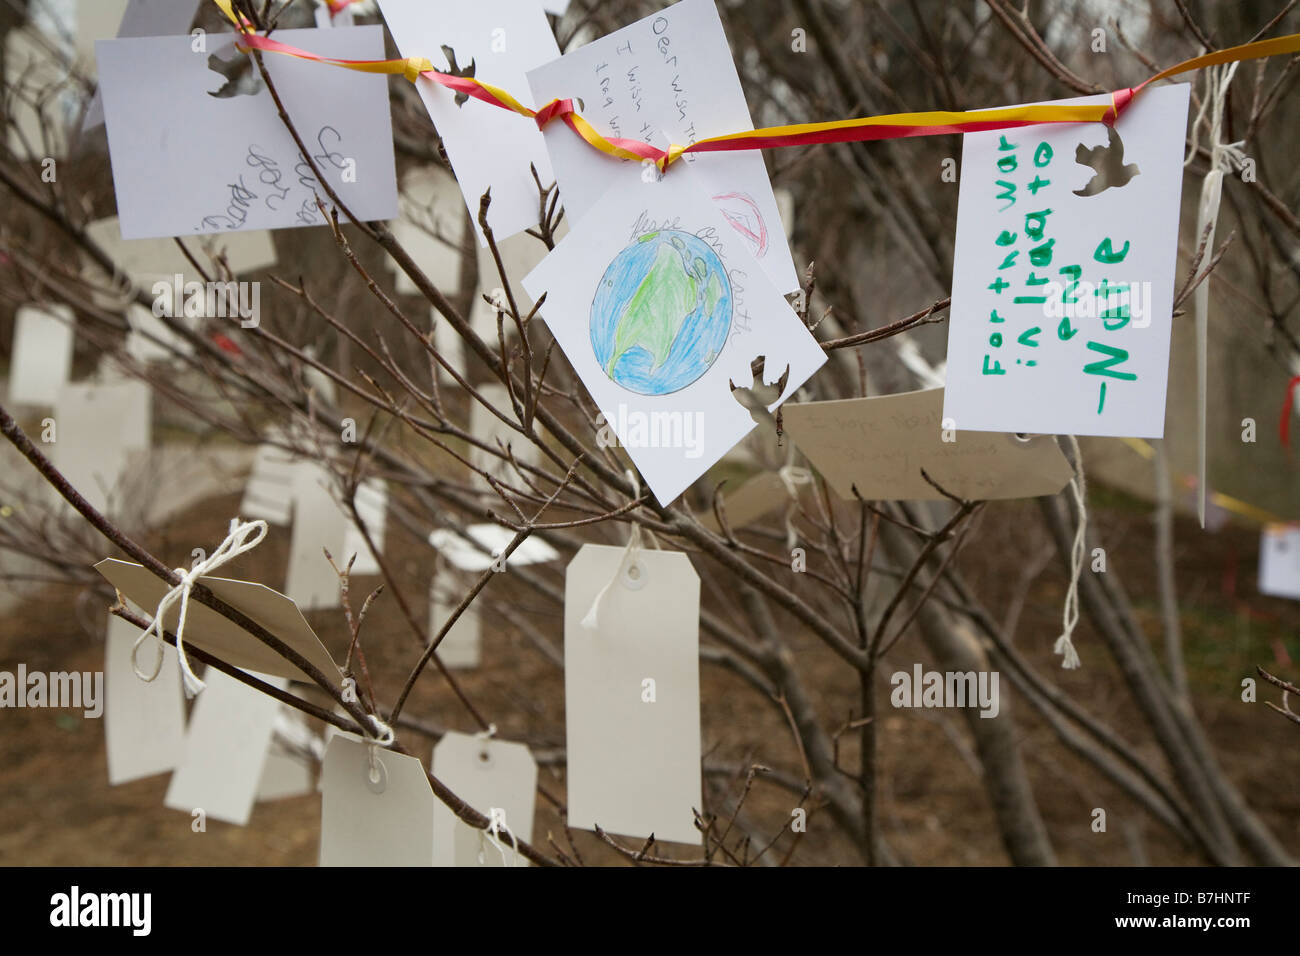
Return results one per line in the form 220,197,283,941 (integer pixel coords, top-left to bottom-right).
533,98,576,130
131,517,269,698
1102,87,1136,126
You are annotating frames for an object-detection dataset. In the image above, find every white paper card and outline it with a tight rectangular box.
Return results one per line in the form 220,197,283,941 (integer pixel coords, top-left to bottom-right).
432,731,536,866
1259,524,1300,600
377,0,559,243
83,0,203,129
164,666,286,825
943,85,1190,437
286,463,348,610
104,613,186,785
564,544,701,845
526,0,797,293
239,441,301,525
8,305,75,407
391,166,465,296
86,217,277,283
522,170,825,505
341,478,387,576
50,379,152,515
320,734,436,865
429,579,481,668
256,708,317,801
471,384,538,481
428,523,559,571
96,26,398,239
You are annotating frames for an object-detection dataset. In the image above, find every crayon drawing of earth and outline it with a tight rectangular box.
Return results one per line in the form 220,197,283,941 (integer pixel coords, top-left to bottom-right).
590,230,733,396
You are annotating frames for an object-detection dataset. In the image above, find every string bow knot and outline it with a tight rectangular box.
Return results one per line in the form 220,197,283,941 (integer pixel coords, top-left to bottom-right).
131,517,269,698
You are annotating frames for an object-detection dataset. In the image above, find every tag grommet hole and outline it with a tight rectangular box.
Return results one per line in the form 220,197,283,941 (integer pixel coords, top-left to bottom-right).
477,749,494,769
365,756,388,794
1014,433,1032,443
620,560,647,590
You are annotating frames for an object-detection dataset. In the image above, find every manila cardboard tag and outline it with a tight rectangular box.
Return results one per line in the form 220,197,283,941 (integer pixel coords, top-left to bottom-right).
782,388,1074,501
94,559,342,684
432,731,537,866
163,666,286,826
104,611,186,786
320,734,436,866
564,544,701,845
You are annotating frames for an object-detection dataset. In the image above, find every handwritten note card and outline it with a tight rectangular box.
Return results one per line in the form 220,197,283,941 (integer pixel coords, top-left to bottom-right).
95,26,397,239
944,85,1190,437
377,0,560,243
527,0,798,293
522,169,825,505
783,388,1074,501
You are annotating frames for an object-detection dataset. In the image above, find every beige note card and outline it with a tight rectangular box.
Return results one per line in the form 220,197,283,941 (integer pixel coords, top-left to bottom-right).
432,732,537,867
104,612,185,786
429,579,481,669
94,559,342,684
320,735,436,866
8,305,75,407
782,387,1074,501
564,544,702,845
163,667,286,826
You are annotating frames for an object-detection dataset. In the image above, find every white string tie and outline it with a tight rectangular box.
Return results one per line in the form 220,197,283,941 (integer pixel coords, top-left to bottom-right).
131,517,268,698
1054,436,1086,670
581,471,644,632
777,463,813,550
478,810,520,868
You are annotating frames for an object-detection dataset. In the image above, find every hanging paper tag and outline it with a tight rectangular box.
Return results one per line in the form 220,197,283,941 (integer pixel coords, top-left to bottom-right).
9,306,74,407
341,478,388,576
432,731,537,866
783,388,1074,500
320,734,436,865
526,0,798,293
471,384,539,482
428,524,559,571
95,27,398,239
943,84,1190,437
104,612,186,786
376,0,560,243
390,166,465,295
429,577,482,667
94,558,342,683
50,379,151,516
239,442,301,525
285,463,349,609
564,544,702,845
256,707,319,801
1259,524,1300,600
163,666,286,825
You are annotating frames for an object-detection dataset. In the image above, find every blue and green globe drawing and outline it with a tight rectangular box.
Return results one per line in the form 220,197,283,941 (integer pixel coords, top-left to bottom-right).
590,230,733,396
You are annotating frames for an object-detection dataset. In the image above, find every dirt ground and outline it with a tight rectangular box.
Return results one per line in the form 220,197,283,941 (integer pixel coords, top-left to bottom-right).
0,469,1296,867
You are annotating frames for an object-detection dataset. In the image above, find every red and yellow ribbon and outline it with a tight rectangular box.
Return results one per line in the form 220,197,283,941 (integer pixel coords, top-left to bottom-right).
213,0,1300,173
